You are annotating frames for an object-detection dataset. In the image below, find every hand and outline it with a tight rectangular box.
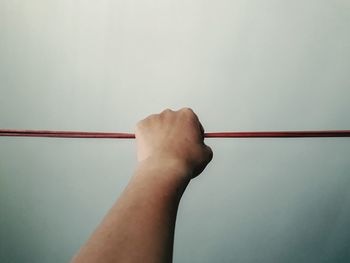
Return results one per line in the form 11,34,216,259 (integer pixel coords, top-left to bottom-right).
135,108,213,179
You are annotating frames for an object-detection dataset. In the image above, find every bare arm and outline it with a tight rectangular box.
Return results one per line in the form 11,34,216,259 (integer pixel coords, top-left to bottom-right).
71,108,213,263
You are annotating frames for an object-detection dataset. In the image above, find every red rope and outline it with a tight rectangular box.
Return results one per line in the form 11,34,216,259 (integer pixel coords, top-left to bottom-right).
1,129,350,139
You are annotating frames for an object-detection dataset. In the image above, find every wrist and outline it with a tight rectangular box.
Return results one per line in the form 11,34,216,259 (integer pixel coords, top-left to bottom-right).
134,155,191,189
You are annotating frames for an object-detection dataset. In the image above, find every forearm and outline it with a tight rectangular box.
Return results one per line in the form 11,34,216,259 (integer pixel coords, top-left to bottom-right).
72,157,190,263
72,108,213,263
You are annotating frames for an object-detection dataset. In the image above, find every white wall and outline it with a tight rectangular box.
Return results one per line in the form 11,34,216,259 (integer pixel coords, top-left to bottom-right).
1,1,350,262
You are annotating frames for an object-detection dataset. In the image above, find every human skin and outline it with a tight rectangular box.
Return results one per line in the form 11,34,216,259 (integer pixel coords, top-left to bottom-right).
71,107,213,263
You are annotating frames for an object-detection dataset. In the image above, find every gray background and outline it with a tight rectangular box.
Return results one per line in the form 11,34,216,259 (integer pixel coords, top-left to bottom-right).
1,0,350,262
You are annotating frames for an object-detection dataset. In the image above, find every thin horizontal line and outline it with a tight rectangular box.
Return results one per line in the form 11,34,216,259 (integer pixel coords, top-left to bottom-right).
0,129,350,139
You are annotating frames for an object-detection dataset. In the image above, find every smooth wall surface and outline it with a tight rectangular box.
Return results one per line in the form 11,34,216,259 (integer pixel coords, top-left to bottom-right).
1,1,350,262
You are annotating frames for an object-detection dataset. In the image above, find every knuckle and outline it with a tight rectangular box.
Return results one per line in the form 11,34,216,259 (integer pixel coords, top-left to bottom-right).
136,114,153,128
144,114,157,121
182,107,193,112
136,113,160,131
180,107,195,117
161,108,172,114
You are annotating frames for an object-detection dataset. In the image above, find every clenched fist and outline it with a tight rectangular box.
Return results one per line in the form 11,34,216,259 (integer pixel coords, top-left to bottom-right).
135,108,213,179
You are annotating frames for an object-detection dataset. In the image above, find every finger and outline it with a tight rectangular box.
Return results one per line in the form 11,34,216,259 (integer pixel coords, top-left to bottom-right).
198,121,205,140
185,109,205,140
